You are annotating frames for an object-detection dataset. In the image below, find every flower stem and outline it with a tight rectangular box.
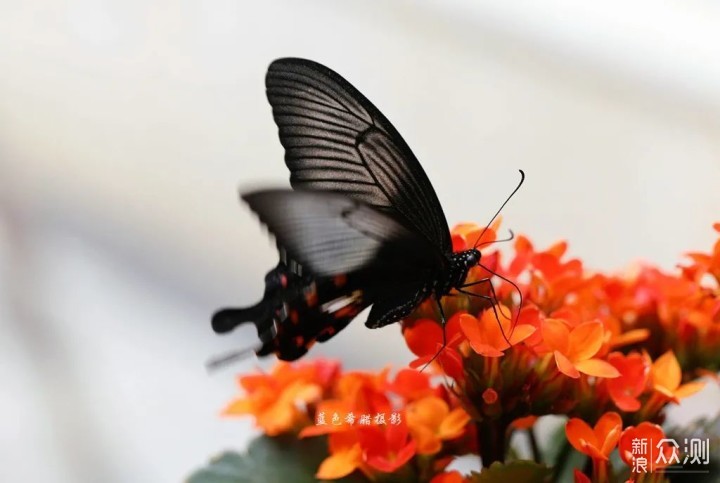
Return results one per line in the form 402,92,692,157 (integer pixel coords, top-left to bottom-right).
592,458,608,483
477,419,506,466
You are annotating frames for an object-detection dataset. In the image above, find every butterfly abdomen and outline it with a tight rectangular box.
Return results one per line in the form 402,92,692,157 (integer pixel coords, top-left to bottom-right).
211,263,305,342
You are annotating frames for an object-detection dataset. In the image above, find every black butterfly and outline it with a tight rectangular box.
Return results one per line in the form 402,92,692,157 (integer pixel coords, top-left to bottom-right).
210,58,523,364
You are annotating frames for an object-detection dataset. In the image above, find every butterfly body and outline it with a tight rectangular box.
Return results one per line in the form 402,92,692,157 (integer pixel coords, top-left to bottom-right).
440,249,482,295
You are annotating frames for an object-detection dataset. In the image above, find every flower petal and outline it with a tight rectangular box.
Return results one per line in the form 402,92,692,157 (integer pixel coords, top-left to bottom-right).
404,319,443,357
407,396,449,431
566,418,598,456
390,368,432,401
412,424,442,455
478,306,514,350
674,381,706,400
438,408,471,441
610,328,650,348
619,423,669,472
574,358,620,378
469,342,506,358
567,321,604,362
461,314,507,356
594,412,622,457
315,443,362,479
608,392,641,412
365,439,416,473
508,324,538,346
221,398,253,416
542,319,570,354
554,350,580,378
652,351,681,392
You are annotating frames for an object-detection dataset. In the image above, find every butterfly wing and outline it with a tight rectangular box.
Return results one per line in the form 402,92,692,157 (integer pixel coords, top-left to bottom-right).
213,262,371,361
265,58,452,253
257,270,369,361
242,189,445,278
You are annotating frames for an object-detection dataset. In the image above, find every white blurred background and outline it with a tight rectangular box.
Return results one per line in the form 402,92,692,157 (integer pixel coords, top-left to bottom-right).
1,0,720,481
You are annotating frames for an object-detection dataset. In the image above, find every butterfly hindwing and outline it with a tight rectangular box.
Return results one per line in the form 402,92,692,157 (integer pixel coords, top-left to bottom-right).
242,189,445,278
252,265,370,361
266,58,452,253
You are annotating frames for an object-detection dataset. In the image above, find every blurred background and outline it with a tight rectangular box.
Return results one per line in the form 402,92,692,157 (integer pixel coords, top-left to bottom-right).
1,0,720,481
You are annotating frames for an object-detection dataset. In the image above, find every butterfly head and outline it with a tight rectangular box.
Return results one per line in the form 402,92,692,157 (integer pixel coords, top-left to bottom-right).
446,248,482,291
463,248,481,268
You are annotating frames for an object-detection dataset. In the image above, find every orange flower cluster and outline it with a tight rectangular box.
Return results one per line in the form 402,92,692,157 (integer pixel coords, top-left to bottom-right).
224,361,472,481
222,223,720,482
404,223,714,428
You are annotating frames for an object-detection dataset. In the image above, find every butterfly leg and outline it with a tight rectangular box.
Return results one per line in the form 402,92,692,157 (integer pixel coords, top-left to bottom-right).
456,287,502,320
437,295,447,349
457,279,513,345
420,296,448,373
459,277,514,320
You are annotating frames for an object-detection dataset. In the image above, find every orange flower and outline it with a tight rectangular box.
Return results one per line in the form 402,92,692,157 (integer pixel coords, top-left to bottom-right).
650,351,705,403
619,422,675,473
542,319,620,379
527,241,584,310
316,431,364,480
403,315,465,380
300,368,392,438
515,304,546,348
601,312,650,350
298,399,353,437
222,361,329,435
605,352,650,412
451,221,499,252
315,416,418,478
684,222,720,283
335,369,392,415
388,368,436,401
406,396,471,454
505,234,534,279
565,412,622,461
359,424,416,473
459,306,536,357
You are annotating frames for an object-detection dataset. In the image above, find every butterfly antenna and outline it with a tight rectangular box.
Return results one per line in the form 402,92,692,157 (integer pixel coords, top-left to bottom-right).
473,170,525,249
478,229,515,248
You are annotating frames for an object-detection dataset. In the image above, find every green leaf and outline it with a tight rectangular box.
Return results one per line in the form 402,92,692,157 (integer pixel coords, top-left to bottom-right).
470,460,553,483
187,435,368,483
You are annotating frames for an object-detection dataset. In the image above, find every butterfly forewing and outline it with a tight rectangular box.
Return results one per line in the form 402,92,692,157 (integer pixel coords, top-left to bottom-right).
266,58,452,253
